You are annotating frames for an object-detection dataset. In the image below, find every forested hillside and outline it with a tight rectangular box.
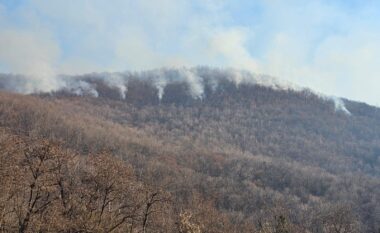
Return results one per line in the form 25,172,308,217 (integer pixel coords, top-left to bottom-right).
0,68,379,232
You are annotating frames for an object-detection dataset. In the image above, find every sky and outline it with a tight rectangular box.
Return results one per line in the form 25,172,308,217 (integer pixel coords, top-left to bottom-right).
0,0,379,105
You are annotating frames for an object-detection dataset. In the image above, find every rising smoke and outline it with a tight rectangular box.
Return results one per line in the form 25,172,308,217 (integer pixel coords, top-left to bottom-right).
0,67,351,115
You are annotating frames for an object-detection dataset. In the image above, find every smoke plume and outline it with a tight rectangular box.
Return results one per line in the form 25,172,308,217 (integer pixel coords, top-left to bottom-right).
0,67,352,115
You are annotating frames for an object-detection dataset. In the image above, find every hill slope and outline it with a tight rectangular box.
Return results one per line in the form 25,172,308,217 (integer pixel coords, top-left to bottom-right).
0,68,379,232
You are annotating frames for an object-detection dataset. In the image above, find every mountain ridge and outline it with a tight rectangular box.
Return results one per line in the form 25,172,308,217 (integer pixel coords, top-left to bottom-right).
0,68,379,232
0,67,367,113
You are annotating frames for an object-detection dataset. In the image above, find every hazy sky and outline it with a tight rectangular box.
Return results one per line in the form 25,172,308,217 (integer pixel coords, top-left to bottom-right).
0,0,379,105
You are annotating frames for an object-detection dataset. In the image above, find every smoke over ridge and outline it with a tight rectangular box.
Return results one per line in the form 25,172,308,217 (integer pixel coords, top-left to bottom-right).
0,67,351,114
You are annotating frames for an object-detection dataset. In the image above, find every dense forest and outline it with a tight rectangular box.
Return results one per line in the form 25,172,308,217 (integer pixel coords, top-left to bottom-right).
0,67,379,232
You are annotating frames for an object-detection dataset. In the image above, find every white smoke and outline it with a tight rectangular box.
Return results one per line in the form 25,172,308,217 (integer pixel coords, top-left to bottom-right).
180,68,204,99
315,92,351,115
0,66,353,115
104,73,127,99
226,69,247,86
0,30,62,93
154,70,168,100
331,96,351,115
142,67,204,100
70,80,99,97
221,68,301,92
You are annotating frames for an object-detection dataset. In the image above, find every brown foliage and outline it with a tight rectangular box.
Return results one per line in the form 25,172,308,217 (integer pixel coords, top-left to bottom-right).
0,135,173,232
0,84,378,232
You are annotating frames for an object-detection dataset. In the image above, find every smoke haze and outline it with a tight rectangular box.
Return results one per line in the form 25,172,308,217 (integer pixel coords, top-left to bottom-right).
0,67,352,115
0,1,379,105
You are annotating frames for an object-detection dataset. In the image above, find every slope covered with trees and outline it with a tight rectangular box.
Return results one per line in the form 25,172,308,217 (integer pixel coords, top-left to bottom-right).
0,68,379,232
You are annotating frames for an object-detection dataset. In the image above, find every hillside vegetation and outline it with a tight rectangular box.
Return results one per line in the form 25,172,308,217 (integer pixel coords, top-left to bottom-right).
0,68,379,232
